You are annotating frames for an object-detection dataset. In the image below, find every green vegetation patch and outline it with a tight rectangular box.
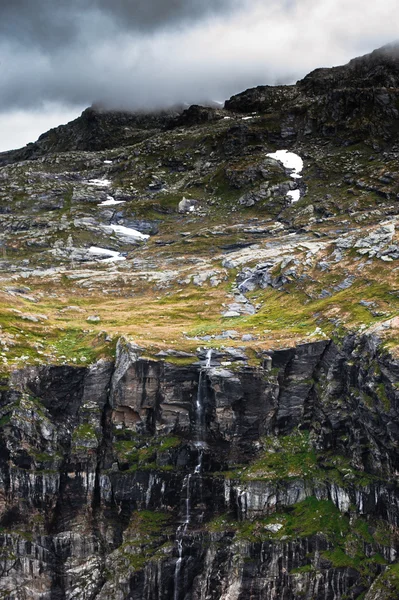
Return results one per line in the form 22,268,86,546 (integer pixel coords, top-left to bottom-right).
241,430,318,480
283,497,349,540
72,422,98,447
372,564,399,597
238,430,375,487
110,509,173,573
208,498,349,543
114,432,182,472
208,499,393,581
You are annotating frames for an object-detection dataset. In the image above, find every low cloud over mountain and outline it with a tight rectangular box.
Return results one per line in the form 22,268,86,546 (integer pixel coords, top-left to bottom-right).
1,0,398,149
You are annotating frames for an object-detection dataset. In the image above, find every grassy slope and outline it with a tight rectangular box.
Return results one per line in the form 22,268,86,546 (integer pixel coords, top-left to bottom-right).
0,116,398,370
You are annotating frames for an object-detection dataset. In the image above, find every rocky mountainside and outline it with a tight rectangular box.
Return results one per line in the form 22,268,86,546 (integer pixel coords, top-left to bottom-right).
1,44,399,599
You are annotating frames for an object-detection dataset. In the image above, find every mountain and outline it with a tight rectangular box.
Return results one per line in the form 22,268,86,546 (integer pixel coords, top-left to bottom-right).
0,105,186,165
1,45,399,599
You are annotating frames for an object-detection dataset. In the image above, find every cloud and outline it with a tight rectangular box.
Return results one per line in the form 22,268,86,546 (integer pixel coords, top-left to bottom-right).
0,104,84,152
1,0,399,150
1,0,241,51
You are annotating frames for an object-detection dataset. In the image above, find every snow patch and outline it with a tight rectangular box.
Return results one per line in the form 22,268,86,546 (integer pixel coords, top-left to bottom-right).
264,523,283,533
287,189,301,203
88,178,112,188
266,150,303,178
88,246,126,262
103,160,113,164
267,149,304,204
99,196,126,206
103,224,150,242
101,255,126,263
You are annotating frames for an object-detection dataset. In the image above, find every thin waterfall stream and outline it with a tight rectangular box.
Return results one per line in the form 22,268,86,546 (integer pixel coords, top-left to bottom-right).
173,349,212,600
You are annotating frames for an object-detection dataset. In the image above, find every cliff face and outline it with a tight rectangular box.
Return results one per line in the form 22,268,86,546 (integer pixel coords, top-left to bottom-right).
1,334,399,599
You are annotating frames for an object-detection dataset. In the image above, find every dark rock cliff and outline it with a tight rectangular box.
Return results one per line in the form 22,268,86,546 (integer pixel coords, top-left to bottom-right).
298,44,399,95
1,334,399,599
225,43,399,145
0,105,183,165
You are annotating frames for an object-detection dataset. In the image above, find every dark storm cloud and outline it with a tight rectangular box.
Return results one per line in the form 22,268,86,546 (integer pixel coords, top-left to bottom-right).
0,0,246,112
0,0,399,151
1,0,240,50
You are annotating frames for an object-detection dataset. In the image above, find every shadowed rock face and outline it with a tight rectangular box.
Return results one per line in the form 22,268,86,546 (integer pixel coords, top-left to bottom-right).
224,85,300,114
0,106,184,165
298,44,399,96
0,334,399,598
224,43,399,144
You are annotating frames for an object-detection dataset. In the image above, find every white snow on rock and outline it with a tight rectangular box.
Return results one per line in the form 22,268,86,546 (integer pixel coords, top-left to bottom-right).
88,246,119,257
103,160,113,164
242,116,254,120
102,255,126,263
267,149,303,204
266,150,303,179
264,523,284,533
88,178,112,188
103,224,150,242
99,196,126,206
287,189,301,203
88,246,126,262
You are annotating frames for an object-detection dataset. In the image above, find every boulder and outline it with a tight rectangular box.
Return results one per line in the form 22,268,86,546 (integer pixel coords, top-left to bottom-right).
178,197,200,213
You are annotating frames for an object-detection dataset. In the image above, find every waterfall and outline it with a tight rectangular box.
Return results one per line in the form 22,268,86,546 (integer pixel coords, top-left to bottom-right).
173,539,183,600
145,473,156,508
173,349,212,600
173,474,191,600
194,449,203,474
195,370,205,440
184,474,192,527
195,349,212,442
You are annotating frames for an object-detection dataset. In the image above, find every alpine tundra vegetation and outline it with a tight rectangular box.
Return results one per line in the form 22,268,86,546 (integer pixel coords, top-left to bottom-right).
2,45,399,599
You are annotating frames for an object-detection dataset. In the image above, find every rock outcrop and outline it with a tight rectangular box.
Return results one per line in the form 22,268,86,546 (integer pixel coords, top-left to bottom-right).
225,43,399,144
0,105,183,165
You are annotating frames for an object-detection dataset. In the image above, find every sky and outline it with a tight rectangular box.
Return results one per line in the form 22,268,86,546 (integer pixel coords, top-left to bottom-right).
1,0,398,151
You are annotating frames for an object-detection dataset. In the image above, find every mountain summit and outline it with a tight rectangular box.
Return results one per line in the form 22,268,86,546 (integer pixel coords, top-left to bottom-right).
298,42,399,94
3,43,399,167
